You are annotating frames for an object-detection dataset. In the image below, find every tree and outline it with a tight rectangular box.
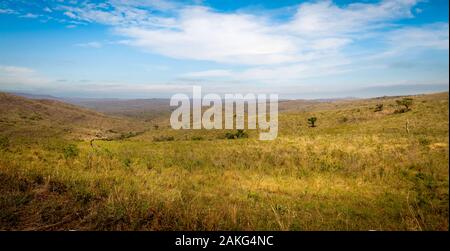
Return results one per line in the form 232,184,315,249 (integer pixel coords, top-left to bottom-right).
307,117,317,127
396,98,413,111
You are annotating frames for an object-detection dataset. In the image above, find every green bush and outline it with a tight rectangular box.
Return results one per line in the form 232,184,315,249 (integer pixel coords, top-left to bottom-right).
63,144,79,159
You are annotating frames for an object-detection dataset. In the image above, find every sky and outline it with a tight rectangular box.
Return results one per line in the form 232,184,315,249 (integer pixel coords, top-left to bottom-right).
0,0,448,99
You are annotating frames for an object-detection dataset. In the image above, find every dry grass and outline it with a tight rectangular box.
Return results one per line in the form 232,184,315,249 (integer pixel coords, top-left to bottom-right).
0,92,448,230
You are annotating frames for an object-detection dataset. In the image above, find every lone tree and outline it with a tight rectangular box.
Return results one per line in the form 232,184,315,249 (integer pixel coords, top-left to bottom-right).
396,98,413,112
307,117,317,127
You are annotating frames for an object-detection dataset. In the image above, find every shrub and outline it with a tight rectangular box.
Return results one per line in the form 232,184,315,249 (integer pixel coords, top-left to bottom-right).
153,135,175,142
418,137,431,146
0,136,9,149
225,129,248,139
119,131,139,140
395,98,413,113
123,158,132,168
235,129,248,138
339,117,349,123
191,136,204,141
63,144,79,159
394,108,409,114
307,117,317,127
374,104,384,112
225,132,234,139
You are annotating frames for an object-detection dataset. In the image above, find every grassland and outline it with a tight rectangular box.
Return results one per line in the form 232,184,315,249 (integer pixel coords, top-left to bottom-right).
0,92,448,230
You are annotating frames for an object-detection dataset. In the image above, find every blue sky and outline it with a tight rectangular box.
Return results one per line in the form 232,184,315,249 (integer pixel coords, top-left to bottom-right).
0,0,448,98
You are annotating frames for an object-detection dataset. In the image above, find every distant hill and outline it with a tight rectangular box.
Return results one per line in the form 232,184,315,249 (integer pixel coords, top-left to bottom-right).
6,90,449,123
0,92,148,141
11,92,63,101
8,92,171,122
67,98,171,122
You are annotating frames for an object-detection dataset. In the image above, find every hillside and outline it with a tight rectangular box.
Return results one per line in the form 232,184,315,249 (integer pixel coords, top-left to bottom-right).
11,92,173,122
0,92,448,230
0,92,148,141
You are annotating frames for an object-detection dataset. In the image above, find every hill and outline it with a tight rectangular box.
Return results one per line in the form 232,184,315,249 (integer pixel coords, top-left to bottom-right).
9,92,171,122
0,92,148,142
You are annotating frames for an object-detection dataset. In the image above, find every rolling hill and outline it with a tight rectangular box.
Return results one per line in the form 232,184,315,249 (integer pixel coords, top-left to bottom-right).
0,92,148,141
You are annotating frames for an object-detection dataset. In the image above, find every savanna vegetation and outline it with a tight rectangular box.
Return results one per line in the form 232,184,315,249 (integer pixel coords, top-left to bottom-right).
0,92,448,230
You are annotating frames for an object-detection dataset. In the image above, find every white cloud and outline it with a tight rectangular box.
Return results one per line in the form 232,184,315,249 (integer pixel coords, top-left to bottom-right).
49,0,444,86
286,0,419,36
20,13,39,18
0,64,191,96
107,0,425,65
59,2,177,28
1,0,444,66
75,41,103,48
183,69,233,78
0,66,35,75
180,23,449,85
0,8,15,14
386,23,449,50
109,0,178,11
116,7,297,65
74,83,192,93
309,38,353,50
0,65,51,88
63,11,77,18
181,54,358,85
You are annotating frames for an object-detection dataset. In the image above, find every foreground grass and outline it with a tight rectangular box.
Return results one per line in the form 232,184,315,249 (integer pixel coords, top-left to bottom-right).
0,93,448,230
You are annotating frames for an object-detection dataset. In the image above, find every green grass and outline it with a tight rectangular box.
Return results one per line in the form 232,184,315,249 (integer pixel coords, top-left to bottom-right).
0,92,448,230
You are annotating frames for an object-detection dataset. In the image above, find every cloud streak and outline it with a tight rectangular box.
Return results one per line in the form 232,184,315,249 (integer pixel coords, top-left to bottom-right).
0,65,52,89
75,41,103,48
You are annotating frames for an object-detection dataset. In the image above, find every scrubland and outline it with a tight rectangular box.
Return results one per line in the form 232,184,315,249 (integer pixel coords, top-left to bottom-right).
0,92,448,230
